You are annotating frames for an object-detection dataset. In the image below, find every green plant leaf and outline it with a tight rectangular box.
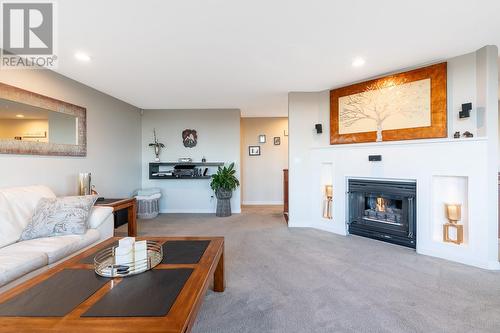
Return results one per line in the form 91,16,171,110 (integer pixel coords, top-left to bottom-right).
210,162,240,192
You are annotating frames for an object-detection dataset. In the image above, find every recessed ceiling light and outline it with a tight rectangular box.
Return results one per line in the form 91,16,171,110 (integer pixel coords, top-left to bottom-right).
352,57,366,68
75,52,91,62
15,114,24,118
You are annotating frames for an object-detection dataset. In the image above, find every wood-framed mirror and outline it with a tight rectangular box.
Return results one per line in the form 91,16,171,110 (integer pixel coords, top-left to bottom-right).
0,82,86,156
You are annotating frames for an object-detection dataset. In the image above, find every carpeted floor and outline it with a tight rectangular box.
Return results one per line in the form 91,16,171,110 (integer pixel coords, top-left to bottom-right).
116,206,500,333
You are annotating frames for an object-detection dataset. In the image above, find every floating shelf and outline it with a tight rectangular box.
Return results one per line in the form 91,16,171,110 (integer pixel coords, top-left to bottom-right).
150,162,224,167
149,162,224,180
149,175,212,180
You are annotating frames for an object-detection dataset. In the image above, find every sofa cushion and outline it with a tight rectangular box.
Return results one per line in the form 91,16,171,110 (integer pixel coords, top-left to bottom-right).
88,206,113,229
20,195,98,241
0,250,48,287
0,185,56,248
5,229,100,264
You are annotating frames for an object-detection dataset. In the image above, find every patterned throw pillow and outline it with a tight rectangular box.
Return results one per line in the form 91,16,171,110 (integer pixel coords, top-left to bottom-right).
20,195,98,241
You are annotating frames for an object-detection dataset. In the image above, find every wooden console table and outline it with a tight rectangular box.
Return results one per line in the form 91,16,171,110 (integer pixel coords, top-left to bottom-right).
95,198,137,237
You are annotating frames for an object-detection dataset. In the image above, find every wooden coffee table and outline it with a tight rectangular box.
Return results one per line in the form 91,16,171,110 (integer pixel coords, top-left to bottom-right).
0,237,224,333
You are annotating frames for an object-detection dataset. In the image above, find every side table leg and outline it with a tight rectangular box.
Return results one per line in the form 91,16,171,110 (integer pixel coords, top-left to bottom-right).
128,201,137,237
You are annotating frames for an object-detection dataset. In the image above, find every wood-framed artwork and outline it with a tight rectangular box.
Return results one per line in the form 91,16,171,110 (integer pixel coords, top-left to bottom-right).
249,146,261,156
330,62,447,144
273,137,281,145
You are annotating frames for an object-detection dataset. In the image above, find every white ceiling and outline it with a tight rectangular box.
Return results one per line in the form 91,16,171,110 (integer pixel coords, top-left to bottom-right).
55,0,500,117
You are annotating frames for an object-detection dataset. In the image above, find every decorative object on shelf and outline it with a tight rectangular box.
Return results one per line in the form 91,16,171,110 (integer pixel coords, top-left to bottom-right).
258,134,266,143
459,103,472,118
453,131,461,139
315,124,323,134
210,162,240,217
249,146,261,156
462,131,474,138
202,156,207,163
178,157,192,163
148,129,165,162
182,129,198,148
330,63,447,144
273,137,281,145
443,203,464,245
94,237,163,277
78,172,92,196
91,185,99,196
323,185,333,219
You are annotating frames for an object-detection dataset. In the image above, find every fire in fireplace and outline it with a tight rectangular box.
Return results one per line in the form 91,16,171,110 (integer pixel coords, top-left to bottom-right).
364,196,403,225
348,179,416,248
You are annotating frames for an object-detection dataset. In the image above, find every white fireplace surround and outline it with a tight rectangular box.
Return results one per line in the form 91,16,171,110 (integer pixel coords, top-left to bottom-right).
288,46,499,270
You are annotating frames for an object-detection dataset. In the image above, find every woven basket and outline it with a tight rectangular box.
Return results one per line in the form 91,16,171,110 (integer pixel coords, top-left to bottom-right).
136,196,160,219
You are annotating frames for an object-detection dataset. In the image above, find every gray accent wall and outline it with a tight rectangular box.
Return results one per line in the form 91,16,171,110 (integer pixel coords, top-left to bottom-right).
0,69,142,197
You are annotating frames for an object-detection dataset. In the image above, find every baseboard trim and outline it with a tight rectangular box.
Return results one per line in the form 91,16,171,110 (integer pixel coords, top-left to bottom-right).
159,208,242,214
242,201,283,205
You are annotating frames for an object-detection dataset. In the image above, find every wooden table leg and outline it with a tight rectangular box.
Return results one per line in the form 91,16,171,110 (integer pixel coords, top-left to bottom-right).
214,250,225,292
128,200,137,237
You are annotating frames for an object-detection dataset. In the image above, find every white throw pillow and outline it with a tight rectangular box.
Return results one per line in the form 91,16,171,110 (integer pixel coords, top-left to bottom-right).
0,185,56,248
20,195,98,241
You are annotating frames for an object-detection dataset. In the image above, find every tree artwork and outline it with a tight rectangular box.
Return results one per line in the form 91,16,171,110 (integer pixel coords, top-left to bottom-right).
338,78,431,142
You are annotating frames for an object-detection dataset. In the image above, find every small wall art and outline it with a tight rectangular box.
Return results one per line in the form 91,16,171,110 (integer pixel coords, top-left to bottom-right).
273,137,281,145
182,129,197,148
258,135,266,143
249,146,261,156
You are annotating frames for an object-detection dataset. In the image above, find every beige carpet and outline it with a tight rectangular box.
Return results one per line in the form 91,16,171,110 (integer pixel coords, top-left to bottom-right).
116,206,500,333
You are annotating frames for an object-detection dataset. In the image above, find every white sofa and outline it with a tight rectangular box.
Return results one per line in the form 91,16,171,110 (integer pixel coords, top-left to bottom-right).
0,185,114,288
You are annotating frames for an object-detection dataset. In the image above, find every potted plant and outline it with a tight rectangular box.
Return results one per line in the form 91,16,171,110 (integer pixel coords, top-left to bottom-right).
210,162,240,217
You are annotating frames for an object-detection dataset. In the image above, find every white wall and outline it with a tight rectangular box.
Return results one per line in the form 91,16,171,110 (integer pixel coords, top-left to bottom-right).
141,109,241,213
240,117,288,205
289,46,499,269
0,69,142,197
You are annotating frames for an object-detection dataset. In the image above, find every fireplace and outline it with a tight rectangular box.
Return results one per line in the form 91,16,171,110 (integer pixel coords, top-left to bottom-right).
348,179,416,248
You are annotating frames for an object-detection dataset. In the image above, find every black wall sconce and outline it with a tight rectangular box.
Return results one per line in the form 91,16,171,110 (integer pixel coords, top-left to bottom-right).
315,124,322,134
459,103,472,119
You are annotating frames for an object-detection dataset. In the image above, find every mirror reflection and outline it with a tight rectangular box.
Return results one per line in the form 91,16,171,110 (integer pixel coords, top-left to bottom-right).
0,98,78,145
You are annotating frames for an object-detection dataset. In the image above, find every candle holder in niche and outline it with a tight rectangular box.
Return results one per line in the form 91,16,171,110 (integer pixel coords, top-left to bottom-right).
323,185,333,219
443,203,464,244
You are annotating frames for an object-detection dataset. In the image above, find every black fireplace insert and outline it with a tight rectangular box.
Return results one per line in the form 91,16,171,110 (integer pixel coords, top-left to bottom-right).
348,179,416,248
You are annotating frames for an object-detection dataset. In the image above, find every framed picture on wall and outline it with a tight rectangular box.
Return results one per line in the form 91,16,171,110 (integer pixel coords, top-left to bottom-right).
258,135,266,143
330,62,447,144
249,146,261,156
273,137,281,145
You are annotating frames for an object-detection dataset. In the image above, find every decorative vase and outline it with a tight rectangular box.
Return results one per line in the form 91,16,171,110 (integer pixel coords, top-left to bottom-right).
154,145,160,162
78,172,92,195
216,189,232,217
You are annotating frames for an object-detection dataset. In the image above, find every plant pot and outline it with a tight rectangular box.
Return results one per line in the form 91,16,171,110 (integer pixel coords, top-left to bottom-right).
215,189,232,217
